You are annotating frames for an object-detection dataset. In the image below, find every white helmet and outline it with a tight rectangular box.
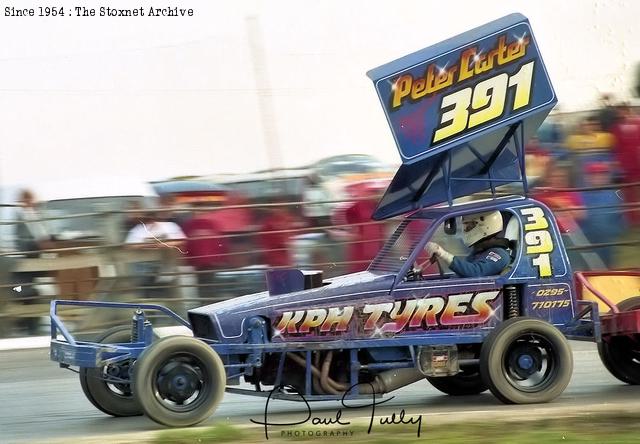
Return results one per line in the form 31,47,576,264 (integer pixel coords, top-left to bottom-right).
461,211,503,247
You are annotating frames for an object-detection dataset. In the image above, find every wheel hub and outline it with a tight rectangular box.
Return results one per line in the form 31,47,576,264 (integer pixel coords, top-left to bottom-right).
157,361,202,404
103,361,133,395
509,344,543,379
106,362,130,379
518,354,534,370
106,365,121,377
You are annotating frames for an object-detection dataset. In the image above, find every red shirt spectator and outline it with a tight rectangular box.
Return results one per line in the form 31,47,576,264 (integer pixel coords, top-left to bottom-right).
182,216,229,270
611,108,640,226
611,110,640,177
259,208,297,267
343,199,385,273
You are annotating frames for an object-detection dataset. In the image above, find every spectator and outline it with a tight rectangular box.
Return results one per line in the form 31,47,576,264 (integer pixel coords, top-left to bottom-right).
565,116,615,188
597,93,619,132
14,189,53,255
581,162,625,268
537,116,564,146
525,136,552,186
536,113,568,160
532,162,584,234
11,189,54,334
532,161,589,270
182,215,229,297
125,212,186,298
158,194,191,227
303,173,332,228
122,199,145,236
126,211,186,248
258,205,298,268
611,104,640,227
565,116,614,152
341,198,386,273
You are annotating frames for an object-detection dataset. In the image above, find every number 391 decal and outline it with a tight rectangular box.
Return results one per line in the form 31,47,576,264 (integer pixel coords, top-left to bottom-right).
520,207,554,277
432,61,535,144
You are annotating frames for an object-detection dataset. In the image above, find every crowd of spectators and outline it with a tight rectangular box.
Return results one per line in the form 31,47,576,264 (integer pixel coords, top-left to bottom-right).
529,96,640,269
4,178,386,328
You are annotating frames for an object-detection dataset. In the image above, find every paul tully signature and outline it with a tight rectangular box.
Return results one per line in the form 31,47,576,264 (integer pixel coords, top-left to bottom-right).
250,383,423,439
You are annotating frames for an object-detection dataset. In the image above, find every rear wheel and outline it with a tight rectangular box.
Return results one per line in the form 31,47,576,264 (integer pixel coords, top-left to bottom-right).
133,336,225,427
79,326,143,417
598,297,640,384
427,365,487,396
480,317,573,404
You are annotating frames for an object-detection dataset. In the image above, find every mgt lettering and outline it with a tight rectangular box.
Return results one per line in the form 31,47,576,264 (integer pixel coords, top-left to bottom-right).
274,291,500,337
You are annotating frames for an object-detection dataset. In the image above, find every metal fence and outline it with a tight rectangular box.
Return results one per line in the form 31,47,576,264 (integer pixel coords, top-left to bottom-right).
1,188,639,338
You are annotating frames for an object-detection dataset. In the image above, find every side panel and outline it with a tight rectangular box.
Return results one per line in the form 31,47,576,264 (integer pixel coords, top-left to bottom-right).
271,279,502,343
508,202,576,326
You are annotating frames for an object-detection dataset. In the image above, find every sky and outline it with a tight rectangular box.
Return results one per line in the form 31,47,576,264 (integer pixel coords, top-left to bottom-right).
0,0,638,199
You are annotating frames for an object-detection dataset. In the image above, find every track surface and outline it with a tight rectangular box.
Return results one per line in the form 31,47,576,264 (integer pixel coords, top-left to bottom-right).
1,341,639,443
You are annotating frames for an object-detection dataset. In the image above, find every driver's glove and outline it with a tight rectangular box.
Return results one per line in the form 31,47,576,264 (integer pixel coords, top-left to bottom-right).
425,242,454,266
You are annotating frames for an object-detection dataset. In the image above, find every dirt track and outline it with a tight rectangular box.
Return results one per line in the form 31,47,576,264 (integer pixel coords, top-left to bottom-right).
1,341,638,443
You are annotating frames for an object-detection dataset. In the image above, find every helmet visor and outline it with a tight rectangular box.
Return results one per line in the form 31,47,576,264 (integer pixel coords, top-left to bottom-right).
463,220,478,233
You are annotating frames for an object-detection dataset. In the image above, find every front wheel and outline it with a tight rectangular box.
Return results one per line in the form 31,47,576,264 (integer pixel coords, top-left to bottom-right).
133,336,225,427
480,317,573,404
598,296,640,384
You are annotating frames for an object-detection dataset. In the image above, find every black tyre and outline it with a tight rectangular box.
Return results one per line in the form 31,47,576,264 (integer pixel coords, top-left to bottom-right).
133,336,225,427
598,296,640,384
79,325,143,417
480,317,573,404
427,365,487,396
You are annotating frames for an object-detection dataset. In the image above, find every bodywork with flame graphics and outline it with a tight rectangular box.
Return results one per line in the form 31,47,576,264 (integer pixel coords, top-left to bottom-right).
188,196,578,348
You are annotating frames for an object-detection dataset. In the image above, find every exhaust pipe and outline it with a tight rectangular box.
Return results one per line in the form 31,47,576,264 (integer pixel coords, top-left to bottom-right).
287,351,424,395
359,368,424,394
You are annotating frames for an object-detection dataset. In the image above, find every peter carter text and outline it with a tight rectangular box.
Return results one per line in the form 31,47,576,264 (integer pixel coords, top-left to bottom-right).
391,33,530,110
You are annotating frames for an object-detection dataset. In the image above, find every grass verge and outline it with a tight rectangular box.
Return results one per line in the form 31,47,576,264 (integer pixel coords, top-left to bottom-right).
153,411,640,444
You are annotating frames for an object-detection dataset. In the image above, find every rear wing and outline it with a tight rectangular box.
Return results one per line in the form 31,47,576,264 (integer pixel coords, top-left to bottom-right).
367,13,556,219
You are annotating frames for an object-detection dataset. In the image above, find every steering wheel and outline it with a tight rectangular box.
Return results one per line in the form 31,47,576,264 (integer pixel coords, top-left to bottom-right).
405,265,422,281
418,254,446,279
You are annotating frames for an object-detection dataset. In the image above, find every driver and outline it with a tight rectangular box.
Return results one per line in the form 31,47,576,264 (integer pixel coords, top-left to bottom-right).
426,211,510,278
